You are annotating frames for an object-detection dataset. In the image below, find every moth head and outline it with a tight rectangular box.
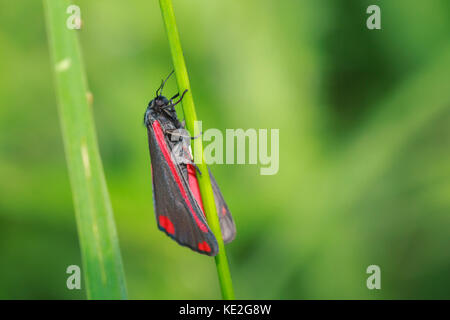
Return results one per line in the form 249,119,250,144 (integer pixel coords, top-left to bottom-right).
149,95,170,111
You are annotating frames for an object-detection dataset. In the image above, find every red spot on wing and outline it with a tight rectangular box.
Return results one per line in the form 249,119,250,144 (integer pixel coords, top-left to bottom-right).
221,206,227,216
198,241,211,253
187,164,205,215
159,215,175,235
152,120,208,233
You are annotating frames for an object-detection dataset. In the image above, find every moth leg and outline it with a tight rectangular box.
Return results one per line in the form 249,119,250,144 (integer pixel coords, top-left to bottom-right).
179,120,201,139
164,89,188,109
174,89,188,105
163,128,178,138
164,128,176,135
169,92,179,102
191,131,202,140
165,129,192,140
192,163,202,175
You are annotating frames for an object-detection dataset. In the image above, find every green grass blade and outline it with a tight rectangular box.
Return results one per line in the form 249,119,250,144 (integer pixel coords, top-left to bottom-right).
159,0,235,300
43,0,127,299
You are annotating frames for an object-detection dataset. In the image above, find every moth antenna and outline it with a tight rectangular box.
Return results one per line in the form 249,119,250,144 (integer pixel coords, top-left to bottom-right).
171,89,188,107
155,80,163,97
156,70,175,97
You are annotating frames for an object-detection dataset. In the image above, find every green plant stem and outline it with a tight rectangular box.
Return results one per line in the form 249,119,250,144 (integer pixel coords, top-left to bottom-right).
159,0,235,300
44,0,127,299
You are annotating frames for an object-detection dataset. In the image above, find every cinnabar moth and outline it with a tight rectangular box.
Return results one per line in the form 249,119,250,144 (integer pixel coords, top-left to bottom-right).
144,72,236,256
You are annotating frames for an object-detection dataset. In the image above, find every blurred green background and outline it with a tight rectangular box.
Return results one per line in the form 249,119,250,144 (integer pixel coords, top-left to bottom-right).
0,0,449,299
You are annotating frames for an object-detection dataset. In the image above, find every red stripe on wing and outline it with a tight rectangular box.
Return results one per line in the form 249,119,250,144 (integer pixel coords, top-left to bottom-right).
152,120,208,233
198,241,211,253
158,215,175,235
187,164,205,215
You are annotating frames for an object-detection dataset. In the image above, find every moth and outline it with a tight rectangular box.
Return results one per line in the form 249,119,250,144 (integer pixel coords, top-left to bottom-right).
144,72,236,256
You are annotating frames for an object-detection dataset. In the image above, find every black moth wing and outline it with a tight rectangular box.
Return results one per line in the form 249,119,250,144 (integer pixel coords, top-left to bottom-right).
147,119,218,256
160,118,236,244
208,168,236,244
